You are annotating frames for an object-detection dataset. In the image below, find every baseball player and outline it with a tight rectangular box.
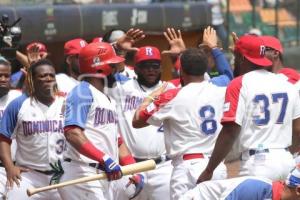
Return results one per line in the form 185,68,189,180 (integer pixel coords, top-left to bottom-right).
0,59,65,200
56,38,88,95
132,48,227,200
198,35,300,183
0,58,21,199
181,164,300,200
109,46,174,200
57,42,125,200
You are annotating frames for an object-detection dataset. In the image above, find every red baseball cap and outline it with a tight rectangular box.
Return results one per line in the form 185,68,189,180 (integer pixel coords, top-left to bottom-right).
134,46,161,64
64,38,88,56
235,35,272,67
260,35,283,54
26,42,47,53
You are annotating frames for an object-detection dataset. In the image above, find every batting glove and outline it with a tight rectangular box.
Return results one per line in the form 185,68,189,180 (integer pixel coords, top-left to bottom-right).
100,155,123,181
126,174,144,199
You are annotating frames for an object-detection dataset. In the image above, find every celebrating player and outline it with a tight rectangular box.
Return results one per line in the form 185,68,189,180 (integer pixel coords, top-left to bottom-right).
198,35,300,183
58,42,125,200
0,59,65,200
109,45,174,200
181,164,300,200
132,48,227,199
0,58,22,199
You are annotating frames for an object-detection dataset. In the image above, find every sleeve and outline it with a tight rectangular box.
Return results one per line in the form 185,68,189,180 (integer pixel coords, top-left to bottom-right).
221,76,244,125
0,94,27,139
139,88,180,126
64,83,93,129
292,86,300,119
209,48,233,87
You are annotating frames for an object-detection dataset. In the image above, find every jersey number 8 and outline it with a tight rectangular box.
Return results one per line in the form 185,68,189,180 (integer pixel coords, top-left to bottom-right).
199,105,217,135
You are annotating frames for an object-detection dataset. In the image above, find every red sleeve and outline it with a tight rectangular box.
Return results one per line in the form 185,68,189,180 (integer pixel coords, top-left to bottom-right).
168,78,181,87
139,88,181,122
221,76,243,124
278,67,300,84
118,134,124,147
0,135,12,144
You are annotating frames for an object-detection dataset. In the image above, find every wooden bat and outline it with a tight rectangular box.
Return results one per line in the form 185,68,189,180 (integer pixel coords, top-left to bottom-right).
27,159,156,197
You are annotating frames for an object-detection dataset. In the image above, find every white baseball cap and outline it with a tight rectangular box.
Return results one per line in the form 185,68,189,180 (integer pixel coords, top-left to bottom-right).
108,30,125,43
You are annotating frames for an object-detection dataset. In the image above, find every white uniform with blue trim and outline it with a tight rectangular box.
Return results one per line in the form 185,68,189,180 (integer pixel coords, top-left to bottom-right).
0,94,65,200
58,81,119,200
180,176,275,200
108,78,174,200
0,90,21,198
141,82,227,200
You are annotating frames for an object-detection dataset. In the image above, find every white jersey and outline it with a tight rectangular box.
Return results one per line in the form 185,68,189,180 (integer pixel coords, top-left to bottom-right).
0,90,22,161
140,82,226,157
0,90,21,120
180,176,278,200
56,73,79,96
64,81,118,163
109,79,173,159
119,66,137,79
223,69,300,152
0,94,66,171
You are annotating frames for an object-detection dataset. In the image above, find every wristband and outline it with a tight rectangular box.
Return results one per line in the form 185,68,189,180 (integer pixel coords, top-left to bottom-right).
119,155,136,166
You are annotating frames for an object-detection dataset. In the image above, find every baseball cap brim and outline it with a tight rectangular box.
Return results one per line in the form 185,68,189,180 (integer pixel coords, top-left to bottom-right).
105,55,125,65
244,55,272,67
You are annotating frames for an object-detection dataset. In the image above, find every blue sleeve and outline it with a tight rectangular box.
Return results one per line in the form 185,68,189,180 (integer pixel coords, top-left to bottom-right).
225,179,272,200
10,71,24,88
114,73,131,85
210,48,233,86
0,94,27,138
64,82,93,129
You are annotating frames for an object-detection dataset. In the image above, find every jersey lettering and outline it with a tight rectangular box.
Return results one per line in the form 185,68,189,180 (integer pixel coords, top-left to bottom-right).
94,107,118,126
124,95,143,111
22,120,64,136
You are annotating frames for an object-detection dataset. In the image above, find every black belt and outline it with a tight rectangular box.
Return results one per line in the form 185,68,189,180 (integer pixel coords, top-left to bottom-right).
64,158,100,169
34,169,56,175
134,155,170,165
249,148,289,156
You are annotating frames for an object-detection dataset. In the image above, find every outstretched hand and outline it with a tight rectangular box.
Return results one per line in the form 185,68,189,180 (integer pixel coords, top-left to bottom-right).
229,32,239,52
27,43,48,65
162,28,186,55
202,26,218,49
116,28,145,52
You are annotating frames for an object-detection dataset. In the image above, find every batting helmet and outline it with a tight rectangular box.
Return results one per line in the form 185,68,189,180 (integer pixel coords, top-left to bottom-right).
79,42,125,75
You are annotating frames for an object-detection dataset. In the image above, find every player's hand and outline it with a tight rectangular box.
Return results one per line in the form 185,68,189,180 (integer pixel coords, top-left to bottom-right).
101,155,123,181
6,165,29,189
27,43,48,65
196,168,213,184
229,32,239,53
162,28,186,55
116,28,145,52
202,26,218,49
125,174,145,199
148,82,168,101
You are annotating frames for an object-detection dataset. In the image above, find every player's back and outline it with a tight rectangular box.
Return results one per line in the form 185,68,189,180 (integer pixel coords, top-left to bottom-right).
232,69,300,151
158,81,226,157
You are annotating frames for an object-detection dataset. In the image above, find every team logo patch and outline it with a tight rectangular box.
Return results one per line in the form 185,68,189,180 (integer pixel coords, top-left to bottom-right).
260,45,266,56
145,47,153,56
223,102,230,112
91,56,101,67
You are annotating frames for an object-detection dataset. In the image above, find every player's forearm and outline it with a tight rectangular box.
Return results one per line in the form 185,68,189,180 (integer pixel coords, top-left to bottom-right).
16,51,30,68
291,118,300,154
118,143,136,166
64,127,105,163
0,140,14,169
205,123,240,172
132,98,152,128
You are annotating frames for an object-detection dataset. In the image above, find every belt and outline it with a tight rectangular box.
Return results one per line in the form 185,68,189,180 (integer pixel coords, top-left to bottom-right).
183,153,204,160
134,155,170,165
248,148,289,156
34,169,56,175
64,158,100,169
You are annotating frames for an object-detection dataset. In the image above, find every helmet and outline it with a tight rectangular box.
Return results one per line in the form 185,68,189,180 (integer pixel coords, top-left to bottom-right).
79,42,125,75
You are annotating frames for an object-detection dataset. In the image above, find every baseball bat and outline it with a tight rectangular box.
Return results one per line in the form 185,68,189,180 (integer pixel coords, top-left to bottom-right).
27,159,156,197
